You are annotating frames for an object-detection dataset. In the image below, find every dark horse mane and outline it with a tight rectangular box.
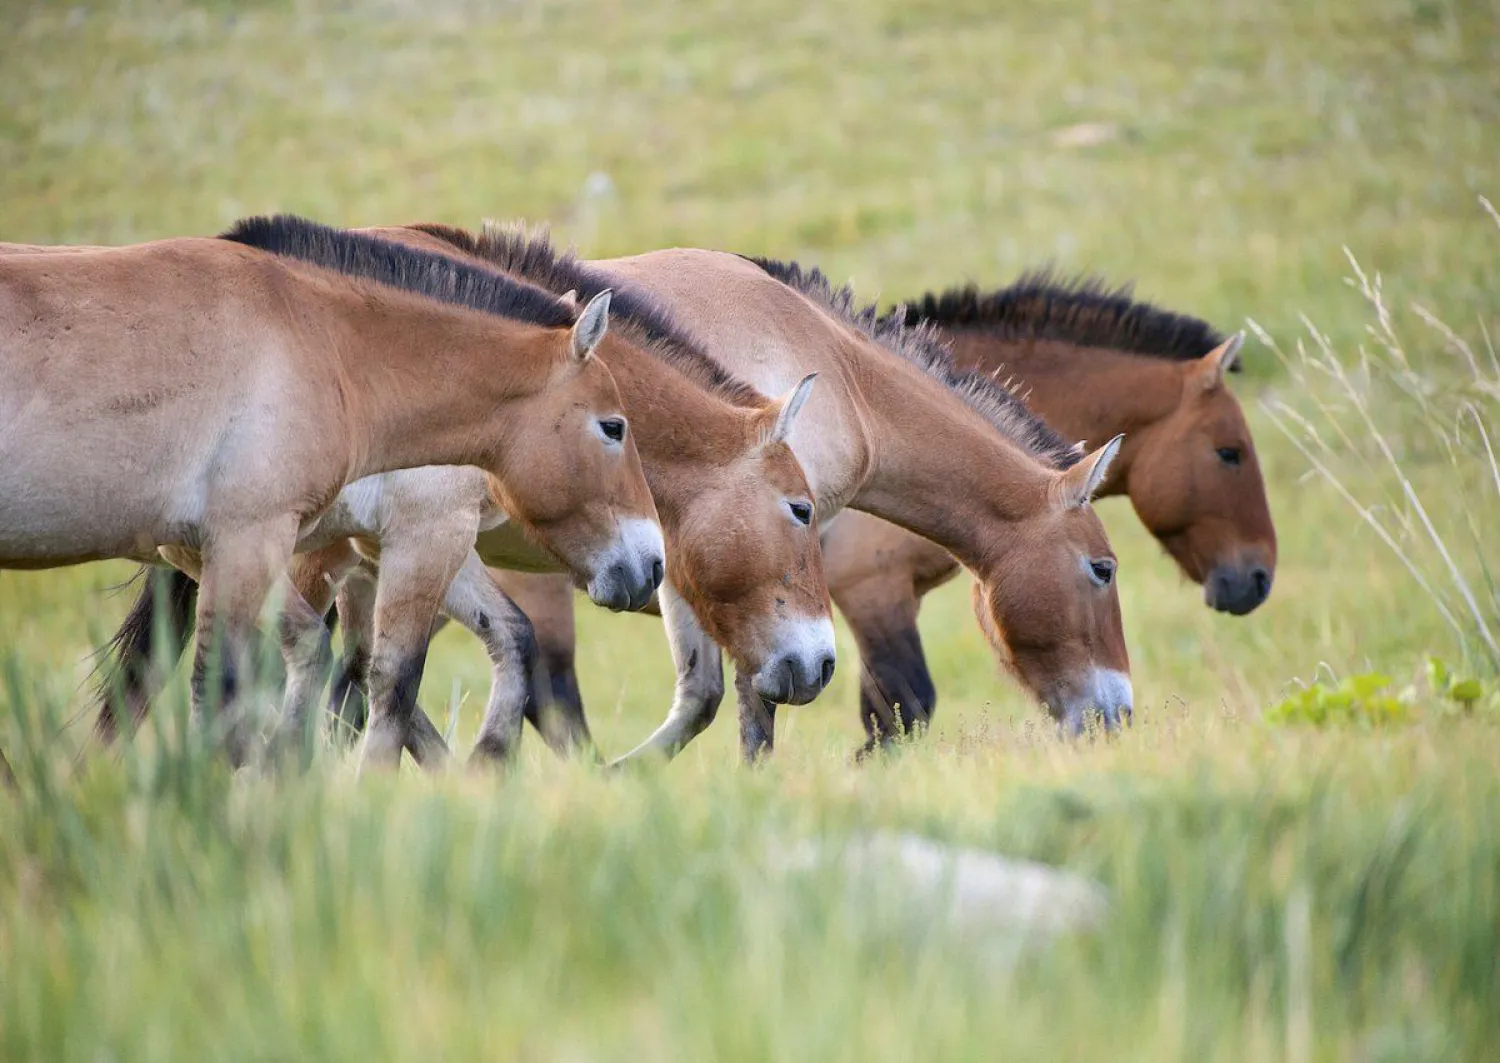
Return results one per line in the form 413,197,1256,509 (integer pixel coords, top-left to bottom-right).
893,269,1231,367
744,256,1080,471
411,221,768,409
219,214,576,330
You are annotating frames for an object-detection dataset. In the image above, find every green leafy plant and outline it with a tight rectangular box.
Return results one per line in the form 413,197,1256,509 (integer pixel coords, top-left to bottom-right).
1265,672,1412,728
1425,655,1491,714
1269,659,1496,728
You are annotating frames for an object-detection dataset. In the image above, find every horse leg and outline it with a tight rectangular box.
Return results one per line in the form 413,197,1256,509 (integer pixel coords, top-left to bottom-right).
413,554,540,768
191,520,299,767
833,574,935,758
327,561,378,738
611,582,724,765
358,519,472,774
492,569,592,757
269,542,359,760
735,668,778,764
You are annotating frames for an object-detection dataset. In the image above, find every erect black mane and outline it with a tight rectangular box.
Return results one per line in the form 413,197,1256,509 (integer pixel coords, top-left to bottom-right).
896,269,1231,366
219,214,575,329
410,221,768,408
744,256,1080,471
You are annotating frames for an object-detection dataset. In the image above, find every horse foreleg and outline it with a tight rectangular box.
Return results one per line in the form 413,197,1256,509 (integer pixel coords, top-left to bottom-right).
735,668,778,764
610,582,724,766
191,519,300,767
357,519,473,774
833,574,935,758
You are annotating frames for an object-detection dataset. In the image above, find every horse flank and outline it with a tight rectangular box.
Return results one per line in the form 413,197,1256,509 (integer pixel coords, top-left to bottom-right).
220,215,576,330
744,256,1080,471
894,269,1230,366
410,221,769,409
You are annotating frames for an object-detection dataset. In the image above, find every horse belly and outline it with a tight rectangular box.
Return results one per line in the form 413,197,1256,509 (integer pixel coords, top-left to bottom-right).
473,520,564,574
0,394,207,565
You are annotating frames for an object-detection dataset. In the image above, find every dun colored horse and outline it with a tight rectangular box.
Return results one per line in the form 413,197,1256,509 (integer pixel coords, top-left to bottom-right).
1,216,661,764
821,277,1277,750
355,243,1132,763
492,272,1277,757
92,222,832,766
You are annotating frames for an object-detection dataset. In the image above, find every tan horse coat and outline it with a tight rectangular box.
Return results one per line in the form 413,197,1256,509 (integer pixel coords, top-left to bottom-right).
2,218,660,764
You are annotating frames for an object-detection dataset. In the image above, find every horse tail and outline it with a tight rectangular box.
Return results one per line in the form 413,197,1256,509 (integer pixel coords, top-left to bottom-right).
91,566,198,742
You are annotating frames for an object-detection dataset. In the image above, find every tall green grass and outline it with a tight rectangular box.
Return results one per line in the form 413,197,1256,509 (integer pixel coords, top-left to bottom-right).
1261,198,1500,675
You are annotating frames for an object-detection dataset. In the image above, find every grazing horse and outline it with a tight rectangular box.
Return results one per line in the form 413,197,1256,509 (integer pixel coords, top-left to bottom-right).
90,222,832,767
493,271,1277,757
1,216,661,764
393,245,1133,763
819,276,1277,750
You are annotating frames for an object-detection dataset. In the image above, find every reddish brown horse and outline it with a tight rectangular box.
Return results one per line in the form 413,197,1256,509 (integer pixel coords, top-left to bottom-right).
1,218,661,763
85,223,831,769
826,275,1276,749
452,251,1132,762
491,271,1275,756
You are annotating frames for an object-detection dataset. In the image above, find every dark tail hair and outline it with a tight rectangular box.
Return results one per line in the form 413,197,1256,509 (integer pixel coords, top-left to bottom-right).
92,566,198,742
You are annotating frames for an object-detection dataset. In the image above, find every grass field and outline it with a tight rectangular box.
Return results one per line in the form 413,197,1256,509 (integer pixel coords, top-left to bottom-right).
3,0,1499,1059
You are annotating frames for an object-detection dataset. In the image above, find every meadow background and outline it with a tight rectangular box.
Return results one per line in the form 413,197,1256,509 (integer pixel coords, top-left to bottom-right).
2,0,1498,1059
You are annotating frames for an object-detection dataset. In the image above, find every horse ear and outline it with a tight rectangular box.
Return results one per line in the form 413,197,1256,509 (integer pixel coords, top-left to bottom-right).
758,373,818,447
1055,434,1124,509
570,289,611,363
1198,332,1244,391
559,289,580,310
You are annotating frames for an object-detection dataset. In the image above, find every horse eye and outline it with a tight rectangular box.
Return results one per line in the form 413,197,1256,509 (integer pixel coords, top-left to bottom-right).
1089,558,1116,587
789,501,814,526
1216,446,1242,466
599,418,626,443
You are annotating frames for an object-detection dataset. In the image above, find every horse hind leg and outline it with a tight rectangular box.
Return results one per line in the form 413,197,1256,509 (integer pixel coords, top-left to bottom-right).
326,561,378,741
267,543,360,764
435,554,542,768
492,569,594,758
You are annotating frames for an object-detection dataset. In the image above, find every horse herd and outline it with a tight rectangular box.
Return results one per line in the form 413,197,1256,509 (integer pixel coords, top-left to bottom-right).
0,216,1276,771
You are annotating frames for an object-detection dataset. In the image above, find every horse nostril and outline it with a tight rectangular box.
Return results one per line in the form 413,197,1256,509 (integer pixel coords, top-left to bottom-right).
819,655,836,688
650,557,664,589
1251,566,1272,603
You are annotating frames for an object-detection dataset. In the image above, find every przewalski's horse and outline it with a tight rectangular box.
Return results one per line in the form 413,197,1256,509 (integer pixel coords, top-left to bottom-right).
817,275,1276,750
492,272,1276,757
433,248,1133,762
402,223,833,714
2,215,661,764
90,221,832,767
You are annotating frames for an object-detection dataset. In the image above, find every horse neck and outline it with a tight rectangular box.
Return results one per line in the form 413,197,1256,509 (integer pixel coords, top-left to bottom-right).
327,287,560,479
600,338,762,527
946,330,1185,497
832,333,1057,574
